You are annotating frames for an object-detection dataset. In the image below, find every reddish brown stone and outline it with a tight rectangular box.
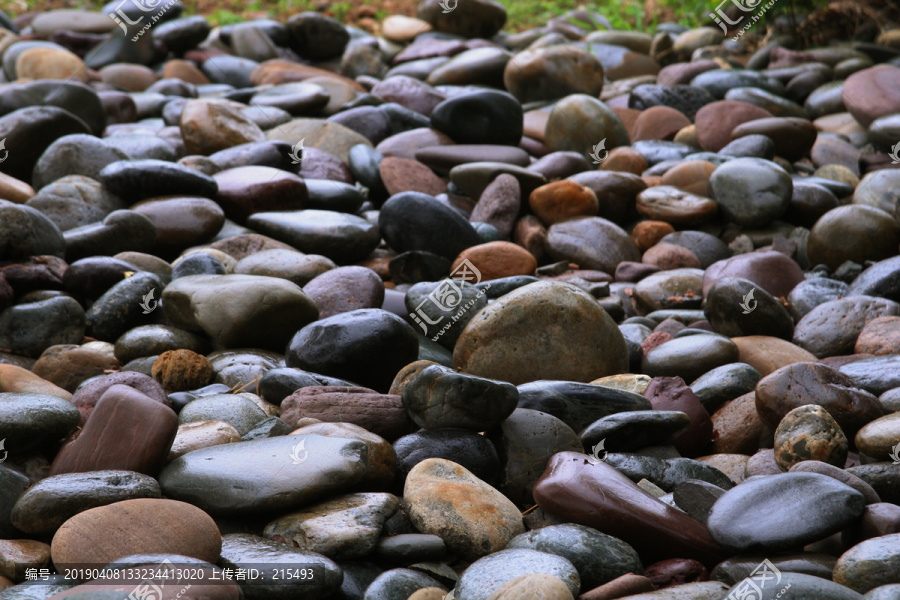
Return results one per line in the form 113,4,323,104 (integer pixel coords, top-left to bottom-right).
754,362,885,436
578,573,656,600
209,233,297,261
631,106,691,142
298,147,354,183
702,251,804,299
161,59,210,85
280,386,415,441
151,349,213,392
50,385,178,477
631,220,675,253
50,498,221,567
641,331,673,356
643,376,712,457
451,241,537,281
855,316,900,356
615,261,660,283
710,392,765,455
32,345,121,393
599,146,647,175
643,242,701,270
512,215,547,261
695,100,773,152
70,371,168,426
213,166,308,224
379,156,446,197
842,502,900,547
529,180,599,225
731,336,818,378
470,173,521,240
659,160,716,196
842,65,900,128
644,558,708,589
376,128,455,160
534,453,725,566
657,61,719,86
731,117,817,162
303,266,385,320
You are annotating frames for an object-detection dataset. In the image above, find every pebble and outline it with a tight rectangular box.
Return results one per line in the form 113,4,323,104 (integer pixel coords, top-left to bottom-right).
0,3,895,598
160,435,369,515
454,281,628,385
707,472,866,553
404,458,524,560
50,498,221,566
10,471,161,536
773,404,848,470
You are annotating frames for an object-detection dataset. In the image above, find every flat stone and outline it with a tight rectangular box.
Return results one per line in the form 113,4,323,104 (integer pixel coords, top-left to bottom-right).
50,498,221,567
10,471,161,536
159,435,369,515
707,472,866,553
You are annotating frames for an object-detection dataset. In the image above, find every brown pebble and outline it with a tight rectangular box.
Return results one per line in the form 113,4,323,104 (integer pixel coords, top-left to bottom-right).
379,156,447,197
152,349,213,392
631,221,675,253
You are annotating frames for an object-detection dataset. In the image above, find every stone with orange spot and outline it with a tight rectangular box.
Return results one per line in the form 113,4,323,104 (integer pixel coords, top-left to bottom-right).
404,458,525,560
599,146,648,175
659,160,716,196
631,106,692,142
631,220,674,253
452,241,537,281
529,180,598,226
643,242,701,270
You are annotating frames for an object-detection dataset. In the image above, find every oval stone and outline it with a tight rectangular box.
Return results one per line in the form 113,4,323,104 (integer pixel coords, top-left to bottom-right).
404,458,524,560
50,498,221,567
707,472,866,553
10,471,161,536
453,281,628,385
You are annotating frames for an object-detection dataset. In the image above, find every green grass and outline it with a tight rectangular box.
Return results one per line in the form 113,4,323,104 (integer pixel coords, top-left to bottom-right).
1,0,829,36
